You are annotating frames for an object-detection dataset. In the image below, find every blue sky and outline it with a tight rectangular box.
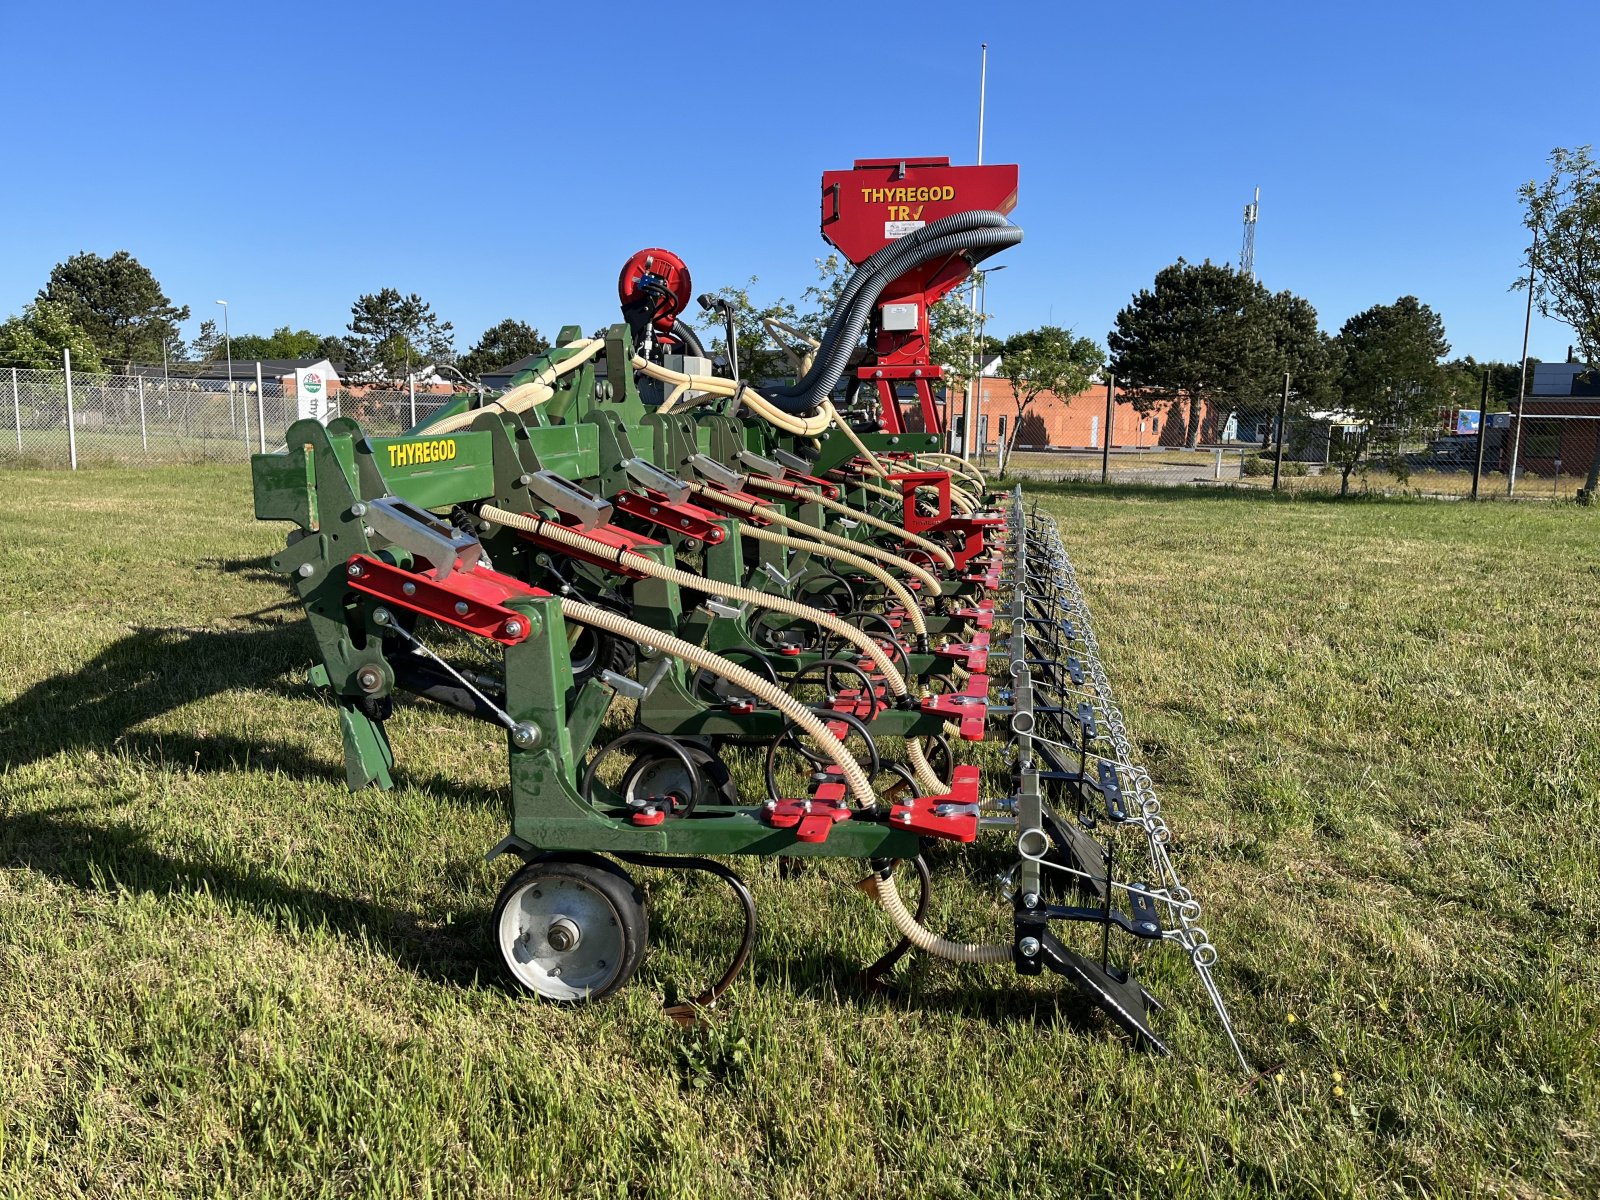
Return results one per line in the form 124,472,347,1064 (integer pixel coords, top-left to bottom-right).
1,1,1592,363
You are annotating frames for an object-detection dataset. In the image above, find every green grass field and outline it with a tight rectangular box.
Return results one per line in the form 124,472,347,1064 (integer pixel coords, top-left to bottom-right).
1,468,1596,1198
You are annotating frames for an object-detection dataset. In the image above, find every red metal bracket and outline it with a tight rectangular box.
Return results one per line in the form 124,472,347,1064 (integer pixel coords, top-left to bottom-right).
767,778,853,843
511,517,662,579
344,555,547,644
887,469,952,534
936,638,990,674
612,489,728,545
919,675,989,741
889,765,982,843
780,470,841,500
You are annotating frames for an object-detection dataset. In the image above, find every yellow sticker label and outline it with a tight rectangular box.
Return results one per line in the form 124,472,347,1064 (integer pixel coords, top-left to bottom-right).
387,438,458,468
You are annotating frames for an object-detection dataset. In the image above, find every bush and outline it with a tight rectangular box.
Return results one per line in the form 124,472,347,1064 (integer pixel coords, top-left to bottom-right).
1241,454,1307,477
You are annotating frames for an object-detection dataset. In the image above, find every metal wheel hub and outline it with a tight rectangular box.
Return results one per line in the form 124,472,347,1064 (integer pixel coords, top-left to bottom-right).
500,876,623,1000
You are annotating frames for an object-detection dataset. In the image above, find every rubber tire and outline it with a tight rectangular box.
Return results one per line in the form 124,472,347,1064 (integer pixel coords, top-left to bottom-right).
492,856,648,1003
570,625,636,688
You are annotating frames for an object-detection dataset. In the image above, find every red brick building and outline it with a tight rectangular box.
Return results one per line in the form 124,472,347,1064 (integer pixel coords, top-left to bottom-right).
947,378,1227,450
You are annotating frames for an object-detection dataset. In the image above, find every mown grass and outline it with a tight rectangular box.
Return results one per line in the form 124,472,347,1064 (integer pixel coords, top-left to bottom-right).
1,467,1596,1198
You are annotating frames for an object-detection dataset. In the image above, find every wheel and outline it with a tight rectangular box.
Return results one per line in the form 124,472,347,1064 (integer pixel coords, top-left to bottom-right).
620,743,739,810
492,857,648,1002
570,624,635,687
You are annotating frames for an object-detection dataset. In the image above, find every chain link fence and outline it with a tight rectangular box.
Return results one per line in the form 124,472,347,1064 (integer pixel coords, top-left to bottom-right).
0,365,461,469
988,385,1598,501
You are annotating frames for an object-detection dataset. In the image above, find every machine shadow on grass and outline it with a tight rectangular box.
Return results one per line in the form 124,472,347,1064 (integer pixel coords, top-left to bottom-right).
0,616,312,771
0,600,506,808
0,795,494,990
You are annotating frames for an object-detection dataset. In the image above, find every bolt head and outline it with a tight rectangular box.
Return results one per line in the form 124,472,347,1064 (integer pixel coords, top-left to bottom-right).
454,601,470,616
1019,937,1040,958
510,722,541,749
1022,891,1040,909
347,562,363,577
1137,920,1159,935
402,581,417,595
296,563,315,579
350,502,367,517
503,619,524,637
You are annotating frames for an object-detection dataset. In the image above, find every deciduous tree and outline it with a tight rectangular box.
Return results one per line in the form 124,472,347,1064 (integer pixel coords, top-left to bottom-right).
998,326,1104,467
0,300,104,371
38,250,189,367
1332,296,1450,495
1515,146,1600,500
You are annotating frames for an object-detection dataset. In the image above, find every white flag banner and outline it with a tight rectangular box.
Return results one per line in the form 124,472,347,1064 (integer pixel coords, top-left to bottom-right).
295,361,339,424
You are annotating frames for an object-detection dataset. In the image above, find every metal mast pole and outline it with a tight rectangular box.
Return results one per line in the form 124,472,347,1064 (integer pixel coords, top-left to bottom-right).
1507,229,1538,497
965,42,988,461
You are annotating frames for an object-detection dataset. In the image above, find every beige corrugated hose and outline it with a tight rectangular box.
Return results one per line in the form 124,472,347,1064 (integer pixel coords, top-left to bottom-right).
423,338,605,435
686,484,943,597
557,600,992,960
739,524,926,638
493,506,950,795
478,505,909,694
743,477,956,571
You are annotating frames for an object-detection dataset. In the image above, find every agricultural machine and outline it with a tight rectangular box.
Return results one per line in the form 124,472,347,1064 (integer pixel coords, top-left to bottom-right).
251,157,1245,1065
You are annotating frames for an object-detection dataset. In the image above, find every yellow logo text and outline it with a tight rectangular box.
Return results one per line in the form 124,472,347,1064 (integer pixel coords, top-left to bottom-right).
387,438,458,468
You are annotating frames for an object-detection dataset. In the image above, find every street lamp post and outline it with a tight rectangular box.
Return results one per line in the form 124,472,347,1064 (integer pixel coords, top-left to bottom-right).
976,264,1006,465
216,300,233,428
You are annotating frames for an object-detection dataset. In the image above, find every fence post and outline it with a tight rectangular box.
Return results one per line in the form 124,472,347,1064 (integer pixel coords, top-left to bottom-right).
1272,373,1289,490
1100,373,1114,484
63,348,78,470
241,379,252,455
408,375,416,428
138,375,148,451
11,367,19,453
1471,371,1489,500
255,362,266,453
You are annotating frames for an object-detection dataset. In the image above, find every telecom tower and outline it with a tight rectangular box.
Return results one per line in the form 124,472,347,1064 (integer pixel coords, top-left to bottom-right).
1240,187,1259,280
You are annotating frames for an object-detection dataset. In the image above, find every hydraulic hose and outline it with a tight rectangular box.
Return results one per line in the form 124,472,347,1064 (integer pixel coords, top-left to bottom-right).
766,218,1024,415
686,483,942,596
424,339,606,435
477,506,910,697
742,477,956,571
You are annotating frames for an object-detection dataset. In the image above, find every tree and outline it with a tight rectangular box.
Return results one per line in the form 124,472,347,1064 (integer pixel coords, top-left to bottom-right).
191,318,223,364
345,289,454,384
222,327,331,361
458,319,550,378
1441,357,1523,413
38,251,189,367
0,300,104,371
694,275,803,383
1331,296,1450,496
1515,146,1600,501
997,326,1104,466
1106,259,1274,448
